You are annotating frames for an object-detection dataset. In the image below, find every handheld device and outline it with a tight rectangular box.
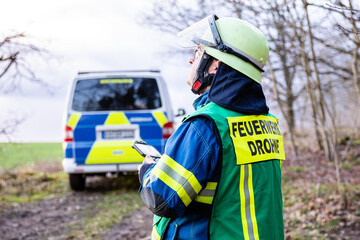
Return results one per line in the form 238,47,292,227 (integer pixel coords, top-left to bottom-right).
132,140,162,159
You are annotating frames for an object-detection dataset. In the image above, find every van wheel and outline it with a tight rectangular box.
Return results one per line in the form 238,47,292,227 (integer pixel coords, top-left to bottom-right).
69,174,86,191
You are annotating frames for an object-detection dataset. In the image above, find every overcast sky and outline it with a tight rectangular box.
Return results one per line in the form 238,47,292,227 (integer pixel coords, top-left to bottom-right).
0,0,197,142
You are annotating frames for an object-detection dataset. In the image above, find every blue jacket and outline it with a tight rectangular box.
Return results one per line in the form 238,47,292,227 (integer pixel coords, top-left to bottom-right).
139,63,269,239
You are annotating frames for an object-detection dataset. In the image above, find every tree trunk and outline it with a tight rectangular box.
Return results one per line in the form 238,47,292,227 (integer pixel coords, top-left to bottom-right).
311,101,323,150
268,59,298,159
302,0,342,195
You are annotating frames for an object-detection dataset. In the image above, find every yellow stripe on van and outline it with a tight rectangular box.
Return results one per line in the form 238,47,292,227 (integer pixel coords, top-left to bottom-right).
85,141,143,164
67,113,81,129
100,79,133,84
152,111,168,127
105,112,130,125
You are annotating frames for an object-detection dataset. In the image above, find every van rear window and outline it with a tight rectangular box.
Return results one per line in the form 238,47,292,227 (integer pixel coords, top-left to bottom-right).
71,78,162,111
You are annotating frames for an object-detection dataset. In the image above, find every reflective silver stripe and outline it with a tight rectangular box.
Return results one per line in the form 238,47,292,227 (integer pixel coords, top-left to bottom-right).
223,40,265,69
156,161,197,200
244,164,255,240
197,188,216,197
195,182,217,204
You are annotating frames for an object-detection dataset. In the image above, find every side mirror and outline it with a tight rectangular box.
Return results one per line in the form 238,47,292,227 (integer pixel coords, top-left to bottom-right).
175,108,186,117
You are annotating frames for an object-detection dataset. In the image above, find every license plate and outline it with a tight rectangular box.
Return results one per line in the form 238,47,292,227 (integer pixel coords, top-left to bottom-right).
102,130,135,139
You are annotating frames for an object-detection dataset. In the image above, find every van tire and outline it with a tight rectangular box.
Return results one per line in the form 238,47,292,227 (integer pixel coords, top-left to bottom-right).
69,174,86,191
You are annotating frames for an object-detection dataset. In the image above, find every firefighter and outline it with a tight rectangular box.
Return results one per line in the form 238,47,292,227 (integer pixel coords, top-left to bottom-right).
138,14,286,240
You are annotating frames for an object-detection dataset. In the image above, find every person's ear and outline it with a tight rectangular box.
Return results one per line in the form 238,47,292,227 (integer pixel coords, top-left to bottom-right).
209,60,220,74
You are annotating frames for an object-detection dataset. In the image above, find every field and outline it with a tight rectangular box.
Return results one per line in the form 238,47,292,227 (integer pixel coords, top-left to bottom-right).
0,142,63,170
0,142,359,239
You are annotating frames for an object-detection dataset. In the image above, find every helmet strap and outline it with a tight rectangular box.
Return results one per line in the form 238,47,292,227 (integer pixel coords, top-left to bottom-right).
191,52,215,95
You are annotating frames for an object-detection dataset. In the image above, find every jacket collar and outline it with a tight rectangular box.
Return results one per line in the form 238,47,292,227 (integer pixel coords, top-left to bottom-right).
193,90,210,111
208,62,269,115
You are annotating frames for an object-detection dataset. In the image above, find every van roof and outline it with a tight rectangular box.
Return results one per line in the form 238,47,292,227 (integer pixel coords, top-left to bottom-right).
78,69,161,75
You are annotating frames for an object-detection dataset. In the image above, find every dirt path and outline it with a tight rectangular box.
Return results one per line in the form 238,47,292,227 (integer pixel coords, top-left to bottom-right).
0,176,153,240
0,191,99,239
103,207,153,240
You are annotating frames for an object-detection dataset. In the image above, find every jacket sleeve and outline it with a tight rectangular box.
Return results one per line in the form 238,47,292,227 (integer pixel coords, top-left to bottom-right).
138,116,220,218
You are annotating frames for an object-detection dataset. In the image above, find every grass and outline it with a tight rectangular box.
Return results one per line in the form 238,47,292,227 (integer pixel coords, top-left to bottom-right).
0,166,68,211
282,169,360,239
285,166,306,173
68,189,143,239
0,142,147,239
0,142,63,170
0,142,66,210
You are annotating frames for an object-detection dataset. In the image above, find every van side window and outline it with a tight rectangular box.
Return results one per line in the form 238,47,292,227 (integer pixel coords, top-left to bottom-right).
72,78,162,111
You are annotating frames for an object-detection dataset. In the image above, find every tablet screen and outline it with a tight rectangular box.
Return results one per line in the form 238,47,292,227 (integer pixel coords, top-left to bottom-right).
135,143,162,158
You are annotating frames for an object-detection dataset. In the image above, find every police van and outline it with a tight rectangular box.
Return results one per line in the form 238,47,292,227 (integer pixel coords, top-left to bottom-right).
62,70,182,190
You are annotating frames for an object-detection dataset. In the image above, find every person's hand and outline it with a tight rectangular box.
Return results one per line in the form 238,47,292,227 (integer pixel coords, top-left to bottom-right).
138,155,156,172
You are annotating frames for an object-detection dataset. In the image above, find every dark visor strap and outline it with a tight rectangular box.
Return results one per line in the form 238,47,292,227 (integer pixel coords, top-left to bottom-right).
207,14,264,72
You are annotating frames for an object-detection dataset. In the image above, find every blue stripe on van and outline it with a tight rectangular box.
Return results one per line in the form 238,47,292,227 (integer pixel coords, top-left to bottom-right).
70,112,167,164
64,145,73,158
75,141,95,165
63,142,74,158
72,114,107,163
74,114,107,141
126,112,163,140
78,114,108,125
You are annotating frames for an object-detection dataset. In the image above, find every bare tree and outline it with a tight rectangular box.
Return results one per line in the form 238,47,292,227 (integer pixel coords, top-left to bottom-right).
140,0,303,158
0,113,26,142
140,0,359,167
0,32,51,140
347,0,360,104
300,0,344,195
0,32,51,93
247,0,303,158
312,0,360,103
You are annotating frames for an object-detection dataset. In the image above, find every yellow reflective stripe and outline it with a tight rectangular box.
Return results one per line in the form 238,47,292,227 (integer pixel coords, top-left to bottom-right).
152,111,168,127
248,164,259,240
144,176,150,185
240,164,259,240
67,113,81,129
195,195,213,204
280,160,283,169
205,182,217,190
152,165,192,206
161,155,202,194
152,227,161,240
151,155,202,206
105,112,130,125
240,165,249,240
195,182,217,204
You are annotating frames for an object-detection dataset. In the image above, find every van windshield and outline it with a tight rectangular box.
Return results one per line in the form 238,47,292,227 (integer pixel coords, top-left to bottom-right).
71,78,162,111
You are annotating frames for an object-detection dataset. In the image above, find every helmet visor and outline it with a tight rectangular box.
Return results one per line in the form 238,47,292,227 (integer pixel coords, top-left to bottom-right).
177,15,217,48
